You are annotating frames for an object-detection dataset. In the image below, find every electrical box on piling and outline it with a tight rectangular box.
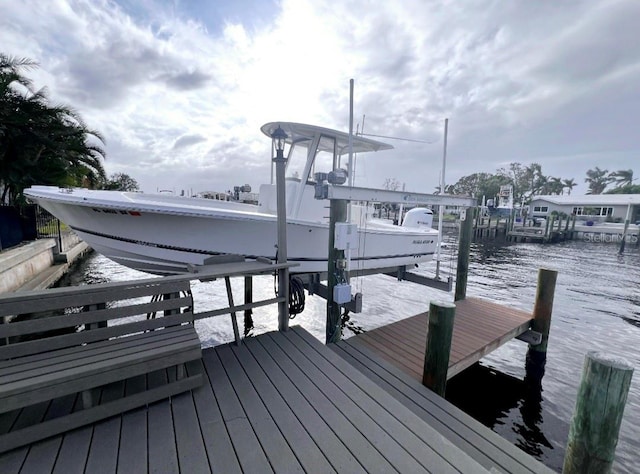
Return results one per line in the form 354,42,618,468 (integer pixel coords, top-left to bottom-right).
334,223,358,250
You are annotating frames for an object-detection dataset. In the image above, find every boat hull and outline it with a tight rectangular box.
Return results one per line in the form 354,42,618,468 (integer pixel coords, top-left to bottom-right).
26,187,438,275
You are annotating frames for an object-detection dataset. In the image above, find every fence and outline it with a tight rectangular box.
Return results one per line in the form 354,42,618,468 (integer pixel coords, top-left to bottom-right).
0,205,72,253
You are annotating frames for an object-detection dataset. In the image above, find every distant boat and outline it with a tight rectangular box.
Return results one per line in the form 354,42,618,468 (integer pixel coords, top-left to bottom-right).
25,122,439,276
487,185,515,217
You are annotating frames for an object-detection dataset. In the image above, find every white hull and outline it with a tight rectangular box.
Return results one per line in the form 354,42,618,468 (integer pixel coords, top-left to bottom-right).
26,186,438,276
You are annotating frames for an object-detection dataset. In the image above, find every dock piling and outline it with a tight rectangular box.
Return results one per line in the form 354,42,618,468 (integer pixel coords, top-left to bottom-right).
422,301,456,396
525,268,557,382
454,207,474,302
562,352,634,474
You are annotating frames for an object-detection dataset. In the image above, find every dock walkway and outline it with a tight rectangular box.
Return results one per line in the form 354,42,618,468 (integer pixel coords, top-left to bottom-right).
3,326,510,473
345,297,534,381
332,337,552,473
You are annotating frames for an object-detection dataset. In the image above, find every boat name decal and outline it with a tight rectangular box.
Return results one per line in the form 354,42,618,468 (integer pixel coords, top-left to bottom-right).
92,208,141,216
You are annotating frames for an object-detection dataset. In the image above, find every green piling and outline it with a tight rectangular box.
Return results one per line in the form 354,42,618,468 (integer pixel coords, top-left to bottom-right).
454,207,474,302
562,352,634,474
422,301,456,397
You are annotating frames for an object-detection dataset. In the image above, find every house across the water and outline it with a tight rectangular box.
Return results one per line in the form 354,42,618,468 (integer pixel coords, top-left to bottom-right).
529,194,640,224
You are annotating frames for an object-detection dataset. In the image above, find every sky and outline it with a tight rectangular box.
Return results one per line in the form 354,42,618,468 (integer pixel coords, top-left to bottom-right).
1,0,639,196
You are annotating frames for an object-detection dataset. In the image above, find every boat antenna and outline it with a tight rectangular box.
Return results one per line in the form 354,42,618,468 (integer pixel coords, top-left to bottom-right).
359,132,436,144
435,118,448,281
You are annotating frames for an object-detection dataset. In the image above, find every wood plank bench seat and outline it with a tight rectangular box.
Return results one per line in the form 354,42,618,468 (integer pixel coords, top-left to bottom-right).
0,277,203,453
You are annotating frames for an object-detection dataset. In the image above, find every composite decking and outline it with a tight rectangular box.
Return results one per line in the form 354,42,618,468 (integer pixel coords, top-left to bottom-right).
331,338,553,473
2,326,501,473
347,296,534,381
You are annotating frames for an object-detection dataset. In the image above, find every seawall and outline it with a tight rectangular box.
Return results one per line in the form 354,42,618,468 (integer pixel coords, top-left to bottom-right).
0,235,90,293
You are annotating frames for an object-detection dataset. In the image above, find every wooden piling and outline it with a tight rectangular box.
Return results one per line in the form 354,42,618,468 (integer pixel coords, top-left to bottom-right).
562,352,634,474
326,198,348,343
525,268,557,382
454,207,474,302
529,268,557,354
422,301,456,396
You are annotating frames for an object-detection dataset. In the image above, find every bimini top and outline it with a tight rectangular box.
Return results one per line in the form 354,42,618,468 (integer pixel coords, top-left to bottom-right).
260,122,393,155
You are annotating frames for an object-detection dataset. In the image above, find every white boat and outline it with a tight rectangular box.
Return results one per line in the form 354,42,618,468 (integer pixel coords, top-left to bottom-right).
25,122,439,276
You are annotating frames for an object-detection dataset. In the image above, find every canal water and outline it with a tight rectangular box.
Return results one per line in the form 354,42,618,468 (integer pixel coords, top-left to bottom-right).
61,239,640,473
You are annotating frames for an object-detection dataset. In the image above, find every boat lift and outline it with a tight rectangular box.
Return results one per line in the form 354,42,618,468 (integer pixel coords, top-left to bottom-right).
310,182,477,342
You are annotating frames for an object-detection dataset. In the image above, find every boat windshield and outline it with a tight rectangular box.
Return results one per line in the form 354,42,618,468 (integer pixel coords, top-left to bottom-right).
285,135,339,182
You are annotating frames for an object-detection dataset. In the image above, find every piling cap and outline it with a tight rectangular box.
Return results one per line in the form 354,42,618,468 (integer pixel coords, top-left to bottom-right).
588,351,634,371
430,300,456,309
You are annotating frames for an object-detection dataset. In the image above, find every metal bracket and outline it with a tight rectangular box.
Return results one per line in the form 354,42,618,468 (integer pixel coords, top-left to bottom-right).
515,329,543,345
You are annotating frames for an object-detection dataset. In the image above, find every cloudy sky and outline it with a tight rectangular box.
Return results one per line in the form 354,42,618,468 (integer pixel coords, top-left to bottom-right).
2,0,638,195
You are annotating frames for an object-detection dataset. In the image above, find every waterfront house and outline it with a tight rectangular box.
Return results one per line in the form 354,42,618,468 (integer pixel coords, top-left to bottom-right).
529,194,640,223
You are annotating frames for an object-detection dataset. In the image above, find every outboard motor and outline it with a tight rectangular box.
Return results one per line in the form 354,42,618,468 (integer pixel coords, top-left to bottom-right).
402,207,433,228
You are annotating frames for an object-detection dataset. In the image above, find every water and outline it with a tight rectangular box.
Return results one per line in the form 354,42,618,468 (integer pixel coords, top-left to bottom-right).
61,239,640,472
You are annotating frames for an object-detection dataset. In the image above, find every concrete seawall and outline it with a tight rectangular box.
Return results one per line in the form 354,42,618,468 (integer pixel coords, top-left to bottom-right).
0,236,90,293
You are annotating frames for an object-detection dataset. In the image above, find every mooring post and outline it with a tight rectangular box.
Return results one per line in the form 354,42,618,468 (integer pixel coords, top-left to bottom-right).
562,352,634,474
525,268,557,383
454,207,474,301
619,203,632,255
423,301,456,396
326,198,348,343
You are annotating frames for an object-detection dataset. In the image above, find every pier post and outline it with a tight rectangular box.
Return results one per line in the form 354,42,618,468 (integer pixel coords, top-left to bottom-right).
525,268,557,382
562,352,634,474
454,207,474,301
423,301,456,396
326,198,348,343
619,203,632,255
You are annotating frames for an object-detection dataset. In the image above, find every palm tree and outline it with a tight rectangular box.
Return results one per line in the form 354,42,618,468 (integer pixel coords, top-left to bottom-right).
609,169,634,188
1,54,106,205
584,167,612,195
562,178,577,195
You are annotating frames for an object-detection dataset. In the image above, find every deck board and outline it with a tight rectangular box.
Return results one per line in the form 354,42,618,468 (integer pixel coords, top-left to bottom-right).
331,338,553,473
0,325,553,473
349,297,534,381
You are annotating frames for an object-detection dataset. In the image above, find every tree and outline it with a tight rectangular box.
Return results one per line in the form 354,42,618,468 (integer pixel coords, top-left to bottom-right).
609,169,634,188
450,172,510,204
0,53,106,205
563,178,577,195
605,184,640,194
584,167,612,194
103,173,139,191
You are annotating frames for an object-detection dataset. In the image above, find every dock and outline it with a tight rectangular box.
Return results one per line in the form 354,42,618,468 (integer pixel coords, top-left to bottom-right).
342,297,534,381
0,326,553,473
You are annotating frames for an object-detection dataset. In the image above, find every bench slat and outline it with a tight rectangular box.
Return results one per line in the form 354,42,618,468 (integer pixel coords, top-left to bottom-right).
0,312,195,361
1,336,200,413
1,328,198,391
0,296,192,339
0,280,191,316
0,325,192,375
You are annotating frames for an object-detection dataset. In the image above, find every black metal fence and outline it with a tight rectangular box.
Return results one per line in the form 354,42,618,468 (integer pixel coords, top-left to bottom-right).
0,205,68,252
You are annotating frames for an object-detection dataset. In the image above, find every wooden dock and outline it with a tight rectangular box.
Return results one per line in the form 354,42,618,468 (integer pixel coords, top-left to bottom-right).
344,297,534,381
0,325,554,473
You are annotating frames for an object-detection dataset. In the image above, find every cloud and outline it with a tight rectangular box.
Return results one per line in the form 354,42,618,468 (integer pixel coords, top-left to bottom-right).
0,0,637,196
173,134,207,149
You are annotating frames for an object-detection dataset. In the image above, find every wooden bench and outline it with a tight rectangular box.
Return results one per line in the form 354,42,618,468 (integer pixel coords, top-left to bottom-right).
0,277,202,453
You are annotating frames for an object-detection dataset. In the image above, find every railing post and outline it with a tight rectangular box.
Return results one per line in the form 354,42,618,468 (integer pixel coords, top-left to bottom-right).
422,301,456,396
562,352,633,474
454,207,473,302
244,276,254,336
